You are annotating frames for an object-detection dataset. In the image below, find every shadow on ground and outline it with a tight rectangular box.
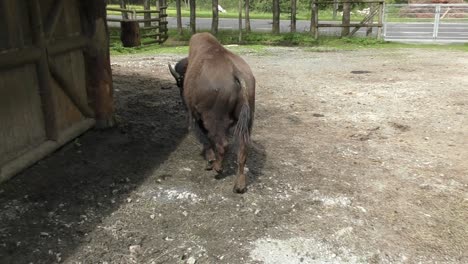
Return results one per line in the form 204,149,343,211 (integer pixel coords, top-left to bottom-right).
0,69,267,263
0,73,187,263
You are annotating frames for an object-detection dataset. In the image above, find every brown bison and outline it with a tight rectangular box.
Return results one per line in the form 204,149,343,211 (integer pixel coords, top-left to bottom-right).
169,33,255,193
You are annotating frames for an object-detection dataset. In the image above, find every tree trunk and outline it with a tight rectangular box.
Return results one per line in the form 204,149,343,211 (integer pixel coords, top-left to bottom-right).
333,0,338,20
212,0,218,35
245,0,251,32
238,0,243,42
119,0,128,20
272,0,280,34
143,0,151,27
291,0,297,32
342,1,351,36
189,0,196,34
176,0,183,35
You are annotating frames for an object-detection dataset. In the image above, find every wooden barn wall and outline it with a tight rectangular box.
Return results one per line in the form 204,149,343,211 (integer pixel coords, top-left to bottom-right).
0,1,44,166
1,0,94,178
0,66,46,166
40,0,87,132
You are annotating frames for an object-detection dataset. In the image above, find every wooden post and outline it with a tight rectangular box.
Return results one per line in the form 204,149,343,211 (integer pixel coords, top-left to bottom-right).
367,4,375,36
28,0,59,140
81,0,115,128
310,1,318,39
119,0,128,19
159,0,167,42
120,21,141,47
143,0,151,27
378,1,384,39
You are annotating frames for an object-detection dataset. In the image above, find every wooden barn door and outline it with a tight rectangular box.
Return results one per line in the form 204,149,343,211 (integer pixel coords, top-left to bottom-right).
0,0,112,183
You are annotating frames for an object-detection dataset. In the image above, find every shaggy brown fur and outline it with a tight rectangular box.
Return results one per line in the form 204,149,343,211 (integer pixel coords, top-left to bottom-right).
169,33,255,193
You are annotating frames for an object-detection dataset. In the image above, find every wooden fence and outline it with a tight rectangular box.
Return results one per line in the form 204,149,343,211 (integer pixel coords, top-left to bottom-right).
107,0,168,45
311,0,385,39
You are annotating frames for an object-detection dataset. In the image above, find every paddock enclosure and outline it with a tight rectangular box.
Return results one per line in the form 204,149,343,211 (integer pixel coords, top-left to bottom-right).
0,0,113,183
1,46,467,263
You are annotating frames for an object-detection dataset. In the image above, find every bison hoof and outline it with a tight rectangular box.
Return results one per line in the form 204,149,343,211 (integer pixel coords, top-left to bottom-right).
205,160,214,171
213,163,223,174
233,185,247,194
233,174,247,193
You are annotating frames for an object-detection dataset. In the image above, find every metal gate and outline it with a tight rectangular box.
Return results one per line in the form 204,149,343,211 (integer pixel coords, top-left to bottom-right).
384,4,468,42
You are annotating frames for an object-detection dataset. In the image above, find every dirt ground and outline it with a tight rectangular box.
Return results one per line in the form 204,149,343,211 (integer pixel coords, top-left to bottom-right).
1,47,467,264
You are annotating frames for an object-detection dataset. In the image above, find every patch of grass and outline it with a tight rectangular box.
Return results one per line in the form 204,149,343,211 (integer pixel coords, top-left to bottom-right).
109,28,468,56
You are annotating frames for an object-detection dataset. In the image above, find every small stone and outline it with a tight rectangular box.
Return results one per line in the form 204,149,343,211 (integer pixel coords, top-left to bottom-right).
186,257,196,264
182,211,188,217
150,214,156,220
129,245,141,254
127,198,132,203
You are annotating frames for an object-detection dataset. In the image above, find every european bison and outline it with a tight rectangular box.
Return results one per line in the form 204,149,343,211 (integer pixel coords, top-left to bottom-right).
169,33,256,193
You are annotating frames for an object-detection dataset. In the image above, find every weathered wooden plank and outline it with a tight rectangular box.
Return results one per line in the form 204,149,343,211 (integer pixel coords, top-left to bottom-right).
48,36,88,56
29,0,59,140
49,59,94,117
1,0,25,49
44,0,65,40
0,48,41,69
0,118,95,184
0,65,46,166
318,23,383,27
350,7,379,36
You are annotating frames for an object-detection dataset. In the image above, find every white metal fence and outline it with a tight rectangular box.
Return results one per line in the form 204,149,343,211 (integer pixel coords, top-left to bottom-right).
384,4,468,42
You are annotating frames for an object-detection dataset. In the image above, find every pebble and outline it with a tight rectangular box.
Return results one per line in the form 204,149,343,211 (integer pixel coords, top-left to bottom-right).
129,245,141,254
186,257,196,264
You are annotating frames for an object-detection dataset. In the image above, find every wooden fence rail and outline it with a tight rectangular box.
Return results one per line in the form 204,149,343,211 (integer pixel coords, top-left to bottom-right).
311,0,385,39
106,0,168,46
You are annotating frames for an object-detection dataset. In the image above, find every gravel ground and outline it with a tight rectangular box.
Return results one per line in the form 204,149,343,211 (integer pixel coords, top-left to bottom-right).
0,47,467,264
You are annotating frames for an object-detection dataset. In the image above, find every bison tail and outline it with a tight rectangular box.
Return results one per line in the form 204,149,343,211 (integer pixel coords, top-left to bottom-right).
234,103,252,145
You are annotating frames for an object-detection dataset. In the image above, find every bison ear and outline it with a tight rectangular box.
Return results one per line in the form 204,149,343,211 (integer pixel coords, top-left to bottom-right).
168,63,180,79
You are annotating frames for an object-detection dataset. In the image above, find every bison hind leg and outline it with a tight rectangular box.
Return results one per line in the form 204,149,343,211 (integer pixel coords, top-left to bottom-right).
193,119,216,169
